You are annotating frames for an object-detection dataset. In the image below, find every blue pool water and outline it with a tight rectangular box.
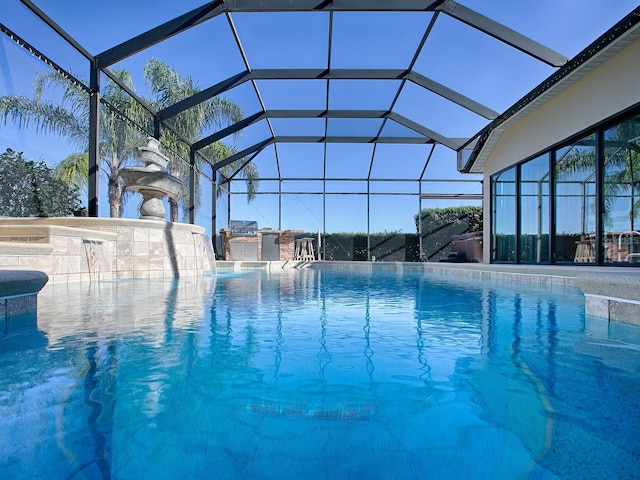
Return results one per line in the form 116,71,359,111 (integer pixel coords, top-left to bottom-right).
1,268,639,479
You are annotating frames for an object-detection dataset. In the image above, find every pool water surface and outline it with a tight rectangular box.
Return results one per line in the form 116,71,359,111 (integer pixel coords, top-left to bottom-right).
1,268,639,479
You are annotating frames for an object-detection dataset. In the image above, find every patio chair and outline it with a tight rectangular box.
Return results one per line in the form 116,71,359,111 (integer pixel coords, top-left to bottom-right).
617,231,640,262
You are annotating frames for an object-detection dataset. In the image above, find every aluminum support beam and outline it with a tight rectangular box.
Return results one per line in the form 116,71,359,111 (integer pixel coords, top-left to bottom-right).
153,118,161,140
323,10,334,241
0,23,88,94
211,132,446,175
274,136,435,144
419,144,436,181
255,177,482,183
189,148,196,224
212,170,217,238
419,193,482,199
212,138,274,171
158,71,252,122
408,72,498,120
388,112,465,150
214,137,436,177
255,177,479,182
251,69,495,118
438,0,568,67
101,68,157,117
194,109,467,151
373,11,438,158
19,0,93,60
161,68,494,133
251,68,407,80
95,2,225,68
193,111,266,151
181,0,566,68
88,65,100,217
223,0,441,12
266,109,389,119
219,150,263,185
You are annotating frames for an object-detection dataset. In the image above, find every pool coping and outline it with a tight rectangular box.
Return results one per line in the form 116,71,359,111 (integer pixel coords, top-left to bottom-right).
216,260,640,326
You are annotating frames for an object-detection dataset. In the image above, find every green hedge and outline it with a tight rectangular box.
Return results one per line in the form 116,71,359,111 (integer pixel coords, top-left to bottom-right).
298,207,482,262
319,233,420,261
415,206,483,261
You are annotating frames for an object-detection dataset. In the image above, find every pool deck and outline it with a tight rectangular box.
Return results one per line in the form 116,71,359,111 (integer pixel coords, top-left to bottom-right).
216,261,640,326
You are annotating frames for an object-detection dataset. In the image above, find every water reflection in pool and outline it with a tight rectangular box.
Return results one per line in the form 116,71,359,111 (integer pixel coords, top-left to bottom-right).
1,269,639,479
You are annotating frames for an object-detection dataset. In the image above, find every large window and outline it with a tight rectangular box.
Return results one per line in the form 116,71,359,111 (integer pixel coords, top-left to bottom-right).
603,114,640,263
519,154,550,263
490,108,640,266
492,167,516,262
554,134,596,263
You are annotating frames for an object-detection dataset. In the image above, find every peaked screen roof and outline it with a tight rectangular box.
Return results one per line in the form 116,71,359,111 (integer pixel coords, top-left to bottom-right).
8,0,639,184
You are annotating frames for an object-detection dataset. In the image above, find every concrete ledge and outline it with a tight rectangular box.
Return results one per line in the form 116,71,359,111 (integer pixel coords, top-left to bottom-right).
0,216,205,234
216,260,316,271
215,260,576,289
312,261,576,287
575,272,640,325
0,224,117,242
574,272,640,300
0,242,53,255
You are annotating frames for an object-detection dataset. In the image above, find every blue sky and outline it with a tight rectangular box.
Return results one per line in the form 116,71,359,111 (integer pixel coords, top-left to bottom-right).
1,0,639,234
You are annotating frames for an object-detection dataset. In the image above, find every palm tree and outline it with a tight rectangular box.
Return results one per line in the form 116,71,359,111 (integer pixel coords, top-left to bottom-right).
0,60,259,220
602,120,640,229
556,123,640,231
54,152,89,197
0,69,145,217
142,58,259,222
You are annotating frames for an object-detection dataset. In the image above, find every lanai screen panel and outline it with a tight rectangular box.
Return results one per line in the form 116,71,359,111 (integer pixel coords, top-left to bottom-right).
4,0,639,231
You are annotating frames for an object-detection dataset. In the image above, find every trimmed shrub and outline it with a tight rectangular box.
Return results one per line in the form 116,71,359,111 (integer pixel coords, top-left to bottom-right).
313,233,420,262
414,206,483,261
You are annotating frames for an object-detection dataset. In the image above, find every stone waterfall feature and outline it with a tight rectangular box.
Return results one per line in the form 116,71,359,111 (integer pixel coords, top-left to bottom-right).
119,137,183,220
0,138,216,283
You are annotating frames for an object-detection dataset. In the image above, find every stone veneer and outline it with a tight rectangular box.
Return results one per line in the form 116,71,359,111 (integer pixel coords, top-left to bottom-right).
220,228,300,261
0,217,215,284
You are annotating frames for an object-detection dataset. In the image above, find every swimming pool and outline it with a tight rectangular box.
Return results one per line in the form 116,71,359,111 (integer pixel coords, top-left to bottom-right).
1,268,639,479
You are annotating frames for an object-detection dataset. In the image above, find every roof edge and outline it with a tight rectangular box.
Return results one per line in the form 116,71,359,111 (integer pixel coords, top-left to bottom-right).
461,6,640,173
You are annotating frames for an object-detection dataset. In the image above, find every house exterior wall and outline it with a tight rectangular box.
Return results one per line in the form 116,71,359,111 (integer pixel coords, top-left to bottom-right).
481,36,640,262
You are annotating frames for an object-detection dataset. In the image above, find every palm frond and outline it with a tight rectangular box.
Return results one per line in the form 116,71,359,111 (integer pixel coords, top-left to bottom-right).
143,58,188,105
54,152,88,191
0,95,88,149
203,97,244,130
33,70,88,105
141,58,259,213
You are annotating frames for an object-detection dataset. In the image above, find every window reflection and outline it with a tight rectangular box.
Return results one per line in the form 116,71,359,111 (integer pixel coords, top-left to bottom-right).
554,134,596,263
489,111,640,267
492,168,516,262
519,154,549,263
603,115,640,263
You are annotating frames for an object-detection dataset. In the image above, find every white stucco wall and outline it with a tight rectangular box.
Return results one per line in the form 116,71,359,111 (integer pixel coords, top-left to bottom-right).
481,35,640,262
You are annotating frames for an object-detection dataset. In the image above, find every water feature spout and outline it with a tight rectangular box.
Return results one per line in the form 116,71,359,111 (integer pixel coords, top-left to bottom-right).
119,137,183,220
